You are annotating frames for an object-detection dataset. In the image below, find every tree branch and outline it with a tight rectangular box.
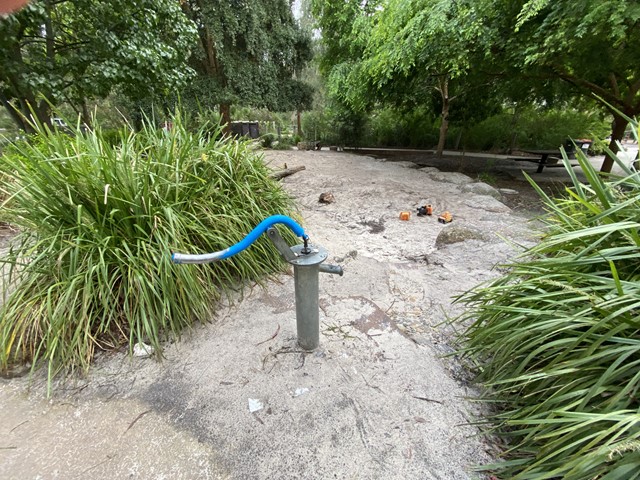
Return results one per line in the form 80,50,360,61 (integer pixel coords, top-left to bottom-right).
555,70,623,108
609,73,620,98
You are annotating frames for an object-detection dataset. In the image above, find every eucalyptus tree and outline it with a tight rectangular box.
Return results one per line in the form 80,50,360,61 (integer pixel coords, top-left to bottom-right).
180,0,313,128
481,0,640,172
0,0,197,131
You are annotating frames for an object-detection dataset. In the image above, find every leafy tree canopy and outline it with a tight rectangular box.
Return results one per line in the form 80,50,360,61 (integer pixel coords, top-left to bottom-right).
313,0,639,168
181,0,313,123
0,0,198,130
472,0,640,170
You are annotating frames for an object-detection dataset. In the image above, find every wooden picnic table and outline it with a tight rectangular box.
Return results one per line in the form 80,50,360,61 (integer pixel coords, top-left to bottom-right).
516,149,564,173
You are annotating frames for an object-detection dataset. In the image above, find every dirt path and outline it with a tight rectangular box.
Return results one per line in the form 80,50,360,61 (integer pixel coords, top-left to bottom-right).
0,150,543,479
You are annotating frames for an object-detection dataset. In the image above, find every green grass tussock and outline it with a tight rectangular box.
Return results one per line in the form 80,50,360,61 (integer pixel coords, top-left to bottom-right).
456,138,640,478
0,114,296,380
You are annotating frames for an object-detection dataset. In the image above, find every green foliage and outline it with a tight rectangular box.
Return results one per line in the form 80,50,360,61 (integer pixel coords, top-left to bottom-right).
479,0,640,171
232,107,293,137
477,171,497,186
302,103,369,146
0,0,198,129
365,0,485,83
313,0,638,167
181,0,313,115
260,133,276,148
366,107,438,148
462,107,609,152
311,0,379,76
299,103,607,152
314,0,492,155
0,112,296,382
270,137,296,150
455,130,640,478
301,109,333,142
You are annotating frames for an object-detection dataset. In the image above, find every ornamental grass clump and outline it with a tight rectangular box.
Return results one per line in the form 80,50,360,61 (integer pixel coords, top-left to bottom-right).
0,114,296,380
456,127,640,478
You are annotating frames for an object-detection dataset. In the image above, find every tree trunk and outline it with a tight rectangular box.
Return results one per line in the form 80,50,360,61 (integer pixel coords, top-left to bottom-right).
0,94,29,131
436,76,450,158
81,100,91,127
297,109,302,137
600,112,628,173
508,107,520,154
220,103,231,135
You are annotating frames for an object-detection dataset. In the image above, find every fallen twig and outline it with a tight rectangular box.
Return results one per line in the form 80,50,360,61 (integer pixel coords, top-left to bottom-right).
10,420,29,433
269,165,306,180
255,324,281,346
412,395,444,405
361,374,384,394
123,409,152,435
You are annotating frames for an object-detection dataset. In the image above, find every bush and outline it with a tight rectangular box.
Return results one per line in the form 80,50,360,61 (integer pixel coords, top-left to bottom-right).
261,133,276,148
271,136,297,150
366,106,438,148
455,130,640,478
0,112,297,382
462,107,609,152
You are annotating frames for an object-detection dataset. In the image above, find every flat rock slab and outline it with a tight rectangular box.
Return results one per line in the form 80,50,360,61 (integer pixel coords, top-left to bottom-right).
461,182,502,200
465,194,512,213
423,171,474,185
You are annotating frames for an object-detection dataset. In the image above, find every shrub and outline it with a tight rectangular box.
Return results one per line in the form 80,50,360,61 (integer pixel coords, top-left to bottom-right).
455,127,640,478
0,112,297,382
261,133,276,148
271,136,296,150
462,107,609,152
366,106,438,148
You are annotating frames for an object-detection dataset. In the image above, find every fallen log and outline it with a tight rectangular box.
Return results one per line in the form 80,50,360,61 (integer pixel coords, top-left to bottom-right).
269,165,306,180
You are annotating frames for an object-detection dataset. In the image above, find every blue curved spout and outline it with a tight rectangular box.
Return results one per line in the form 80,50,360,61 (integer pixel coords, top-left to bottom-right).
172,215,308,264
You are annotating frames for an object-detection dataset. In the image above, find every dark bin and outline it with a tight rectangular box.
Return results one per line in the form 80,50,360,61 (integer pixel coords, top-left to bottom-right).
230,121,260,139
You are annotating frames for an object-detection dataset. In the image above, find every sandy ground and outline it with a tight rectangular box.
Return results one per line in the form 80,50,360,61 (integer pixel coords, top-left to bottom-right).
1,149,548,479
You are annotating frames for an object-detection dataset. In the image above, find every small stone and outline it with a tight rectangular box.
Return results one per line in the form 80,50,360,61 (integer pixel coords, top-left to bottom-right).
248,398,264,413
499,188,519,195
319,192,335,204
294,387,310,397
133,342,154,357
367,328,385,336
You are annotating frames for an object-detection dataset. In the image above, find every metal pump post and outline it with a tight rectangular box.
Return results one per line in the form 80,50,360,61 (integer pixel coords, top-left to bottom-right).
267,228,342,350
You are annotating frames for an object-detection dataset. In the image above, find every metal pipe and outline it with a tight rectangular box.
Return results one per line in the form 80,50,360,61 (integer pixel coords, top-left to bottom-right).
319,263,343,276
172,217,343,351
172,215,307,264
289,244,328,350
